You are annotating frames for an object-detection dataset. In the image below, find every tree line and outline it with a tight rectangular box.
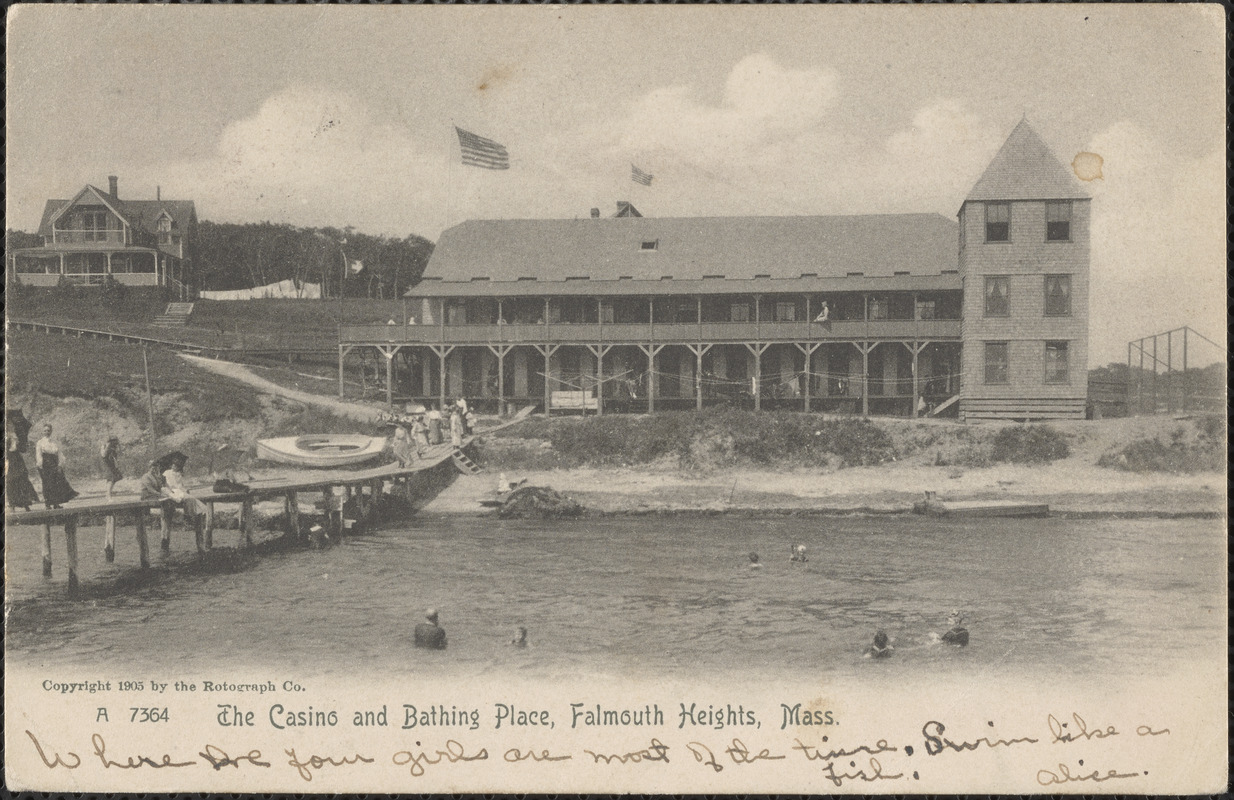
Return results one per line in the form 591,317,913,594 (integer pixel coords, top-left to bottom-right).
5,223,434,300
194,221,434,298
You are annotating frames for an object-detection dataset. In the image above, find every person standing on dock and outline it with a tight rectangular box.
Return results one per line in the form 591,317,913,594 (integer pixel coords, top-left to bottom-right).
34,424,78,509
414,609,447,649
427,406,444,445
5,424,40,511
411,414,429,456
449,408,465,448
100,436,123,497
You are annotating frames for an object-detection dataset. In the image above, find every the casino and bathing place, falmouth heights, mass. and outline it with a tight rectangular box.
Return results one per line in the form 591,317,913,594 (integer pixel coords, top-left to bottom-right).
341,119,1090,422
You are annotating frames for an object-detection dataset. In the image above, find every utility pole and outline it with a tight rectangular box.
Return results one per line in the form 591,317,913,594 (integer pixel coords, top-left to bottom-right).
142,345,158,457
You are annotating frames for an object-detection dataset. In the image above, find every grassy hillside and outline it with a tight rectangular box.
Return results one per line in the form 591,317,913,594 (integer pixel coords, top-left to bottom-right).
7,286,409,342
5,331,372,484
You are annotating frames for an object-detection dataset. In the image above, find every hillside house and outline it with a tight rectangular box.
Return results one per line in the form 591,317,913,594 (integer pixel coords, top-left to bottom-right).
10,176,197,298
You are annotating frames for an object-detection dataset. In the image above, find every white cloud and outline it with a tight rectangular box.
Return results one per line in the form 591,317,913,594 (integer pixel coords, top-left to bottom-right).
616,54,839,166
161,87,445,236
1085,122,1226,366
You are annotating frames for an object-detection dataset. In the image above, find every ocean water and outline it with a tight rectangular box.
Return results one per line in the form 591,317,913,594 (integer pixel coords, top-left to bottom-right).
4,514,1224,682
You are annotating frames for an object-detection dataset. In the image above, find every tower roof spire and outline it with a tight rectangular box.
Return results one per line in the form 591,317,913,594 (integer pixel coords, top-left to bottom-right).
965,118,1088,202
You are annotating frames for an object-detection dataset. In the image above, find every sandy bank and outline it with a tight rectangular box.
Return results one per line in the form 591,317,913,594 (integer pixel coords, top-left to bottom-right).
421,459,1224,518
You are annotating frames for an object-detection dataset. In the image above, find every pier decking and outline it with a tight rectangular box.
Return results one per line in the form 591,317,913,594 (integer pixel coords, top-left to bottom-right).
5,439,473,594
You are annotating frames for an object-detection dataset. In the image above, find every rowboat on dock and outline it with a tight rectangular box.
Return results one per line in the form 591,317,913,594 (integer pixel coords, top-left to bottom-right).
256,435,389,468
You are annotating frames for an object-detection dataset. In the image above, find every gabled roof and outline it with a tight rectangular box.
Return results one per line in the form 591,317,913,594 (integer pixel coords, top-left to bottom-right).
37,186,196,237
416,213,958,294
965,118,1089,203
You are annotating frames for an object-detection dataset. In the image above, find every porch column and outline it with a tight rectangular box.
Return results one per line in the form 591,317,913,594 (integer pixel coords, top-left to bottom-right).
430,345,454,411
379,345,401,411
795,342,821,413
638,344,665,413
904,341,928,418
586,345,612,416
534,344,559,417
106,252,112,275
487,344,513,416
854,342,875,416
687,344,712,411
744,342,770,412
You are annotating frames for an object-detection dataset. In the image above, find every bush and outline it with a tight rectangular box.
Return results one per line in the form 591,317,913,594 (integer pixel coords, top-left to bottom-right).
100,275,130,305
1097,422,1225,473
54,275,82,301
488,410,897,471
990,425,1070,464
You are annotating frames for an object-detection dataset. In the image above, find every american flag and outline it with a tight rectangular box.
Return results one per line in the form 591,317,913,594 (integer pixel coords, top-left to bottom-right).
631,164,654,186
456,127,510,170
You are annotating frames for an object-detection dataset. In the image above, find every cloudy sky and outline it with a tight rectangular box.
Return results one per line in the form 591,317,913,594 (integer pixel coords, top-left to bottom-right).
6,5,1224,366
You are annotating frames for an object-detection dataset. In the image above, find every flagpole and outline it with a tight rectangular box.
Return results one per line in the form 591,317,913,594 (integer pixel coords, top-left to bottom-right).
446,122,454,231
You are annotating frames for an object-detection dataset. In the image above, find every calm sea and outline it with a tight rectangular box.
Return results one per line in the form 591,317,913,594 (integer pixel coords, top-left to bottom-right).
5,514,1224,682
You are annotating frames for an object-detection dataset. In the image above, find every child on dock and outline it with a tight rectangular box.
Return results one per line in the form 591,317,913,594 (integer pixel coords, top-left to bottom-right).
100,436,123,497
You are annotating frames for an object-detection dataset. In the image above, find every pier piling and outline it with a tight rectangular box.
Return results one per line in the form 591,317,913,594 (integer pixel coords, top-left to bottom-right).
41,523,53,578
104,515,116,562
135,514,150,568
239,497,254,548
65,517,79,593
159,509,172,554
204,503,215,549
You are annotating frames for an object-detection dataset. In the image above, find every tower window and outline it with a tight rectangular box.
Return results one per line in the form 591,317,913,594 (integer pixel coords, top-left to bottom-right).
985,202,1010,242
984,276,1010,317
1044,275,1071,316
1046,201,1071,241
984,342,1010,384
1044,341,1070,384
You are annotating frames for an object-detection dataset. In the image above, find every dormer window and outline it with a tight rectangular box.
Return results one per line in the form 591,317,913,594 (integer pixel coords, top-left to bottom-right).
985,202,1010,242
640,240,658,251
1045,201,1071,241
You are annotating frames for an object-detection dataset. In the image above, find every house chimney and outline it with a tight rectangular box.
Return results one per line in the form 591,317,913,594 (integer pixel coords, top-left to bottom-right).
108,175,118,197
590,208,600,219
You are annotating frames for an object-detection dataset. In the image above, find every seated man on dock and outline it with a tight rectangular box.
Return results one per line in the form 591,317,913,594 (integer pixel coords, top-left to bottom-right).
140,458,207,530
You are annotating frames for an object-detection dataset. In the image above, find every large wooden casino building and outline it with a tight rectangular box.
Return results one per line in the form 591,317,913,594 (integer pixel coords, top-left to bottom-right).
340,120,1090,421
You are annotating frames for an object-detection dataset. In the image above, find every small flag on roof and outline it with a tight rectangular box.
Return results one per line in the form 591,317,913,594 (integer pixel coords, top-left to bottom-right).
456,126,510,170
631,164,654,186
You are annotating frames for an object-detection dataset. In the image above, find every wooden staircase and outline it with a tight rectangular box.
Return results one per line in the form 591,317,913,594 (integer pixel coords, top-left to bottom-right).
450,448,482,475
153,302,195,327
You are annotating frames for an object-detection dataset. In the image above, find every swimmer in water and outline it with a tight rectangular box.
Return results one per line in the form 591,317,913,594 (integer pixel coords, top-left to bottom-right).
790,543,807,562
864,630,894,659
748,552,762,569
510,626,528,647
414,608,448,650
940,611,969,646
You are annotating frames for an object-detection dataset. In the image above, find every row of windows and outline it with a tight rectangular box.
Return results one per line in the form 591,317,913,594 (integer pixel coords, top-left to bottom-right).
962,201,1073,246
984,274,1071,317
984,341,1070,384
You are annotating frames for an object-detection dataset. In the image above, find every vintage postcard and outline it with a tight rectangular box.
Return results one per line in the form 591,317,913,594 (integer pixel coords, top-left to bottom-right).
4,4,1226,794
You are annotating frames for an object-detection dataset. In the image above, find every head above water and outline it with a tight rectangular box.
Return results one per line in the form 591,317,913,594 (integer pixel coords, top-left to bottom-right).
748,552,759,564
948,610,965,627
424,609,439,625
873,630,889,648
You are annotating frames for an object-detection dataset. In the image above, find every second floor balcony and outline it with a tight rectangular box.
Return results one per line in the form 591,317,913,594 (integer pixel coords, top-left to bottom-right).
342,317,961,346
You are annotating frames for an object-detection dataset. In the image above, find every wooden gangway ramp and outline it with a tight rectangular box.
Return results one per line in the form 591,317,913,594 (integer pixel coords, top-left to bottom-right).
6,438,478,595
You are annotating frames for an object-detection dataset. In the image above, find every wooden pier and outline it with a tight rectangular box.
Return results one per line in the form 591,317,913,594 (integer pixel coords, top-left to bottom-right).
6,439,474,595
